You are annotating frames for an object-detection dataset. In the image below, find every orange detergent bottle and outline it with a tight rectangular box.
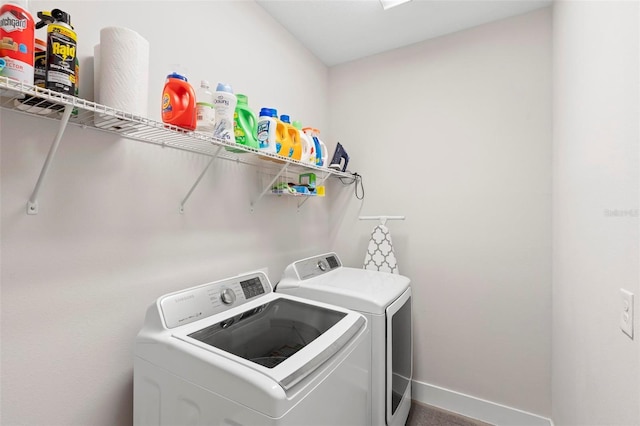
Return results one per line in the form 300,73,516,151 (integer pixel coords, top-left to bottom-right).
275,114,294,158
280,115,301,160
161,72,196,131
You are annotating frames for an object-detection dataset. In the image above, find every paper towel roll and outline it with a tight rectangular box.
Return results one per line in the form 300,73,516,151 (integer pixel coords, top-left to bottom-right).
93,43,100,103
98,27,149,117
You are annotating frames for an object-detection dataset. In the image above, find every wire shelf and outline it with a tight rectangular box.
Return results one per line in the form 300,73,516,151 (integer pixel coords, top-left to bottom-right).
0,77,354,213
0,76,353,178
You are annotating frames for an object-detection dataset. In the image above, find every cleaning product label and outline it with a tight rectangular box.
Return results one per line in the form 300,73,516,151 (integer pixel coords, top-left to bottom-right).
257,120,272,149
0,11,27,32
0,4,34,86
162,93,172,113
213,117,233,142
213,94,235,142
196,102,215,128
45,23,76,95
234,111,246,143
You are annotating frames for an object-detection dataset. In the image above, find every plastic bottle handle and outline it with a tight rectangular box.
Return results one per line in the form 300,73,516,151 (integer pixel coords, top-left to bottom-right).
302,133,311,156
319,140,328,166
243,108,257,134
175,86,189,119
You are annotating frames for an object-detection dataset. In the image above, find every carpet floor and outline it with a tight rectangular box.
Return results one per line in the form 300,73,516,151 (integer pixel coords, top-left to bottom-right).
406,401,494,426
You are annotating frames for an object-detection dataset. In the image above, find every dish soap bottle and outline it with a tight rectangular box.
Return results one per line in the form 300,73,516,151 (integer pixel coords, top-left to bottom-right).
212,82,237,144
195,80,215,133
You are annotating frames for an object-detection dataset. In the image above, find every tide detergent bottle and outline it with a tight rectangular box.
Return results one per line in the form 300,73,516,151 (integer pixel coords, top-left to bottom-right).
280,115,301,161
275,114,293,158
293,120,313,164
228,93,258,152
162,72,196,131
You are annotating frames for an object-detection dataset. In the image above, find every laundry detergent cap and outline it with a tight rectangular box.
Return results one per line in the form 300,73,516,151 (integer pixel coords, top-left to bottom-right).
167,72,187,82
237,93,248,104
259,107,273,117
280,114,291,124
292,120,302,130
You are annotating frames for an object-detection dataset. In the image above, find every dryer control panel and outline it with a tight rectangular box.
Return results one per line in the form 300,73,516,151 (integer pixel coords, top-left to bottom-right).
159,272,271,329
293,253,342,280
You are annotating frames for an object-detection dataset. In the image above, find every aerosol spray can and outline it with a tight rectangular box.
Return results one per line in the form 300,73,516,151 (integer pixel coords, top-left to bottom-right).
43,9,76,97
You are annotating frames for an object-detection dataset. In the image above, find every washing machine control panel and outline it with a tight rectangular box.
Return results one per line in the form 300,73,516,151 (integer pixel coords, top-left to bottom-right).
159,272,271,329
295,254,342,280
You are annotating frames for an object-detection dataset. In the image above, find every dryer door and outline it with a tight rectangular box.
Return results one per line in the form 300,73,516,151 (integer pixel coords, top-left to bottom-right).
386,287,412,426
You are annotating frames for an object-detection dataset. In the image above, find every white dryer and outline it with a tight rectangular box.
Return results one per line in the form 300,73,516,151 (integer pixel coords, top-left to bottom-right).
276,253,412,426
134,270,371,426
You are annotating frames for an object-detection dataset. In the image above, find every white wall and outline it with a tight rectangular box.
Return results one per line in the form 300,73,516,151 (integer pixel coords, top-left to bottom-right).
329,8,552,416
0,2,334,425
552,1,640,424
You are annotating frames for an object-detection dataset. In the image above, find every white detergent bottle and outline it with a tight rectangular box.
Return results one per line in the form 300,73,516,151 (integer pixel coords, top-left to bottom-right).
257,107,277,153
212,82,237,143
314,129,328,167
293,120,313,164
196,80,215,133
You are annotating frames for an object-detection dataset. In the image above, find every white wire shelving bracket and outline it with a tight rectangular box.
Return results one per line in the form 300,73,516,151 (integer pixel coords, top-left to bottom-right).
358,215,406,225
251,163,289,210
0,77,355,214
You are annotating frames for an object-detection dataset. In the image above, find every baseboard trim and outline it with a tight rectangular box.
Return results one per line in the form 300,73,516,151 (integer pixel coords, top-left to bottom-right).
412,380,553,426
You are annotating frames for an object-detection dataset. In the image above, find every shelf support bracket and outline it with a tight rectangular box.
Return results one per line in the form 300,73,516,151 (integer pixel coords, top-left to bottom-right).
27,104,74,215
251,163,288,210
179,147,222,213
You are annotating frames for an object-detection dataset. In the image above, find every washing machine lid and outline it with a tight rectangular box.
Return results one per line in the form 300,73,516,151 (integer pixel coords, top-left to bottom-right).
278,253,411,314
172,293,365,390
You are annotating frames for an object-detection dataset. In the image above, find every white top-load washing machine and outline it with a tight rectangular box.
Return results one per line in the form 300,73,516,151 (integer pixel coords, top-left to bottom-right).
134,270,371,426
276,253,412,426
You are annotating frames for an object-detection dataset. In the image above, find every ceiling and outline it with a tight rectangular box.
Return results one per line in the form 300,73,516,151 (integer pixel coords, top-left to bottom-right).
256,0,552,66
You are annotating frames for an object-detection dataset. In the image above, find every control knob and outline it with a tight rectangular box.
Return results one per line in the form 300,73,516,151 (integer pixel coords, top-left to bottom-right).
220,288,236,305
